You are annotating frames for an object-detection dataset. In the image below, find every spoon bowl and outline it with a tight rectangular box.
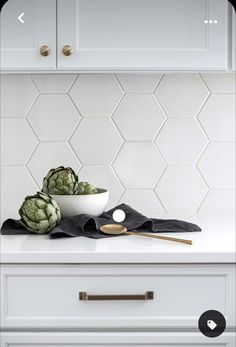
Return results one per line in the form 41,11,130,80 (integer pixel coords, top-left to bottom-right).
100,224,127,235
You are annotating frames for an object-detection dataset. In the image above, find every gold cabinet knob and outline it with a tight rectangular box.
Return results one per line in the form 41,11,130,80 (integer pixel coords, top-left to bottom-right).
39,45,51,57
62,45,73,56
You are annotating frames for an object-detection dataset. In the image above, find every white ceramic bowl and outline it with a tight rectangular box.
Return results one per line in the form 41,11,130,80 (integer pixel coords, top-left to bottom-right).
51,189,109,217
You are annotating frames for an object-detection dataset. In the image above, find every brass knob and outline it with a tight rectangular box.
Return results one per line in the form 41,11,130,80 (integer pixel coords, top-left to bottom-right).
40,45,51,57
62,45,73,56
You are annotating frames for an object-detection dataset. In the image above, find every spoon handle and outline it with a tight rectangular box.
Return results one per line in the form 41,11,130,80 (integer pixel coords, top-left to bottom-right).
125,231,192,245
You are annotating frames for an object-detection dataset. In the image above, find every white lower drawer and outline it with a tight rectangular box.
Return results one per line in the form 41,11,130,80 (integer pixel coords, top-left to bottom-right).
1,264,235,329
1,332,235,346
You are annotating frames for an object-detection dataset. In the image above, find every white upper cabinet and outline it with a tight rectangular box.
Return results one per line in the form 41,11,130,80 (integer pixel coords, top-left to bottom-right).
57,0,231,70
0,0,56,70
0,0,234,71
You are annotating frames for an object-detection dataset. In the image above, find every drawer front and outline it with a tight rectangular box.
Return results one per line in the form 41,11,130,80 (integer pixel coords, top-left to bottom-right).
1,332,235,346
1,264,235,329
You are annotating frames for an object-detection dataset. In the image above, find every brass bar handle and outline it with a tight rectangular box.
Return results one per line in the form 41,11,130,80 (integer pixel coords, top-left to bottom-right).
39,45,51,57
79,291,154,301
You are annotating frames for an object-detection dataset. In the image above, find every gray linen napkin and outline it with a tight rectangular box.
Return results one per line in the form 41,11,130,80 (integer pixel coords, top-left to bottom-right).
1,204,201,239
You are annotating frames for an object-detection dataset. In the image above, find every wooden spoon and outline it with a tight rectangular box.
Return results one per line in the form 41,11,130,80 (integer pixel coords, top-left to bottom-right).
100,224,192,245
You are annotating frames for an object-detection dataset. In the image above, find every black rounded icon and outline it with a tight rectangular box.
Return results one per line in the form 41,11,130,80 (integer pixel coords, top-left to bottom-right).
198,310,226,337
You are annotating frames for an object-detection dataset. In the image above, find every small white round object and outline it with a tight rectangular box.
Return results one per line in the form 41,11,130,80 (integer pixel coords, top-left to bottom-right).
209,19,213,24
112,209,126,223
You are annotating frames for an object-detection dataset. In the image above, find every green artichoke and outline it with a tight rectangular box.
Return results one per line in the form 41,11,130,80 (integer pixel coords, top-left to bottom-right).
77,182,97,195
42,166,79,195
19,192,61,233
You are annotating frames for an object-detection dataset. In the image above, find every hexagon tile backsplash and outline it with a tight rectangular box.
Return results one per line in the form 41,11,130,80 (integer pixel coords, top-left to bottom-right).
1,73,235,223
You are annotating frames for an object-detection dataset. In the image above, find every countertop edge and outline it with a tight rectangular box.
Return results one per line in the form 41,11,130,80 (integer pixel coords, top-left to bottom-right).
1,251,235,264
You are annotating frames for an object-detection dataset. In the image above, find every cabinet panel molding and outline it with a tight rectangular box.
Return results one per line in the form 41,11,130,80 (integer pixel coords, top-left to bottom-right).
1,264,235,329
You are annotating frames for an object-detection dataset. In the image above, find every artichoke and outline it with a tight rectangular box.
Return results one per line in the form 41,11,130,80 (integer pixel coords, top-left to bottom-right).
77,182,97,195
19,192,61,233
42,166,79,195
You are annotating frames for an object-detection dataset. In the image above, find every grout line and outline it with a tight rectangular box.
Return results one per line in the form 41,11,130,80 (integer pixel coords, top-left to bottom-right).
113,74,126,93
153,117,167,144
28,75,40,94
153,143,168,170
67,116,81,142
153,73,165,94
116,189,126,205
153,189,168,213
195,90,211,119
195,139,210,172
67,141,82,167
152,93,168,142
25,142,40,167
66,74,78,93
153,163,168,188
25,117,41,142
110,93,127,142
67,74,79,93
67,94,83,143
109,97,125,119
110,91,163,94
196,159,211,190
196,188,210,213
107,74,125,118
198,73,211,94
67,91,82,116
110,141,125,169
109,164,126,190
24,95,41,142
67,95,82,142
25,166,41,190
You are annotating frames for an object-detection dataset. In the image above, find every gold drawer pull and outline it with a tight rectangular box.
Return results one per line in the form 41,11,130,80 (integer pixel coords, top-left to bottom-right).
79,291,154,301
39,45,51,57
62,45,73,56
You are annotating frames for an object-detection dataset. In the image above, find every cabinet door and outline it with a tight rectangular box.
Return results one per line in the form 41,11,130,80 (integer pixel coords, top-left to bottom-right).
0,0,56,70
57,0,229,70
1,332,235,346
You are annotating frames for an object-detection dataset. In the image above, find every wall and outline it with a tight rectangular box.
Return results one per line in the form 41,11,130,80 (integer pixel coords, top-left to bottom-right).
1,73,235,223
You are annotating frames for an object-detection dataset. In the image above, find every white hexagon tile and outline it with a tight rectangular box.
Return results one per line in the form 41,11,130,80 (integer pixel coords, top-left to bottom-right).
155,74,209,117
27,143,81,186
1,119,38,165
113,94,166,141
198,190,235,217
69,74,123,117
155,118,208,164
112,142,166,189
1,75,38,117
70,118,123,165
79,166,124,209
201,73,235,93
119,190,165,217
27,95,80,141
198,94,235,141
116,73,162,92
1,166,37,221
155,166,208,213
31,75,76,94
198,142,235,189
1,73,235,221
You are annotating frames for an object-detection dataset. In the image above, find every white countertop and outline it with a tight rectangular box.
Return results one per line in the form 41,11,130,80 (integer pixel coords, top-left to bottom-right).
0,214,235,264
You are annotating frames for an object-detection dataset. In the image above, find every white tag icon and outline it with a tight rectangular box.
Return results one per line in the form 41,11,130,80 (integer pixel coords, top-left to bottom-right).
207,320,217,330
